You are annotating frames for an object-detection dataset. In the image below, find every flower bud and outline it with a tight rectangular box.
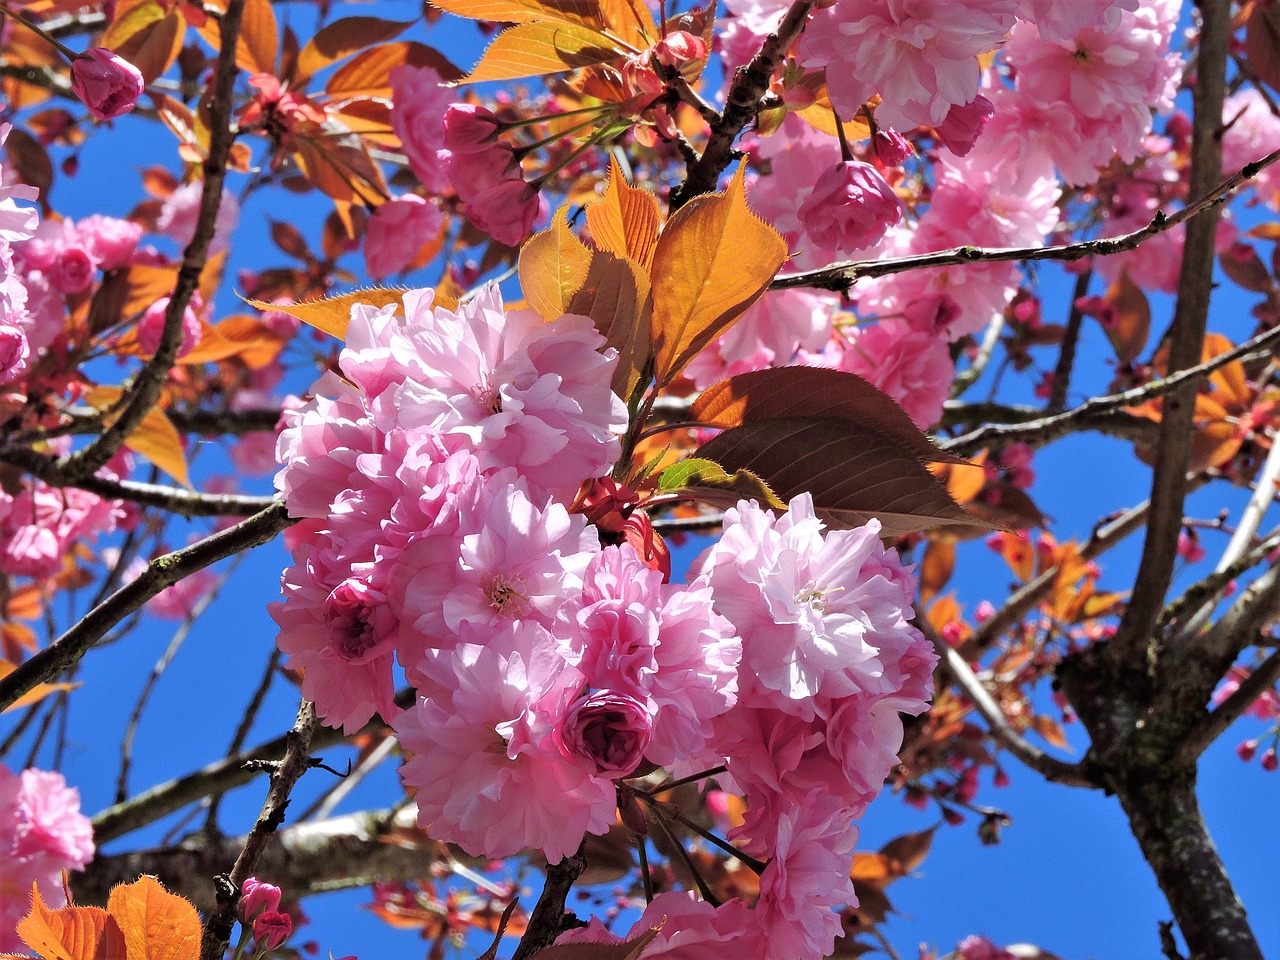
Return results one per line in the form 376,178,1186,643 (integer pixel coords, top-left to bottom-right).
71,48,145,121
252,911,292,951
1262,748,1278,772
555,690,652,779
239,877,282,921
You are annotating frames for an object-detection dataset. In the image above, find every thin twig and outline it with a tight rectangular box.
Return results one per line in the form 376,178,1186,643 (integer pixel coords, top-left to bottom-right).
1046,270,1093,413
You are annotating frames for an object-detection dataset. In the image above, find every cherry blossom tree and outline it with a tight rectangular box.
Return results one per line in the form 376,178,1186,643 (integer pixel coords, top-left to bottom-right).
0,2,1278,960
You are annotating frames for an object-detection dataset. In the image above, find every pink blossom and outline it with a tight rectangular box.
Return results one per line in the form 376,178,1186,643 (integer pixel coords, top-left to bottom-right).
1018,0,1139,44
70,48,144,121
156,180,240,256
798,161,902,255
555,689,653,778
442,103,502,154
935,94,994,156
557,892,763,958
694,493,930,717
1222,88,1280,211
839,319,953,429
394,621,616,862
147,568,218,619
752,793,858,960
1212,666,1280,722
390,65,456,195
0,766,94,951
957,935,1017,960
0,323,29,384
0,468,128,579
465,178,541,247
364,195,443,280
873,129,912,165
0,126,39,244
136,295,203,357
800,0,1018,130
229,431,279,475
75,214,142,271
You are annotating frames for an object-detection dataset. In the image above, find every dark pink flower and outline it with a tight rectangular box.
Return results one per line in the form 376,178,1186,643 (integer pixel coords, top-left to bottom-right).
442,103,502,154
240,877,283,920
70,48,145,121
798,161,902,254
252,911,292,951
935,94,994,156
466,178,541,247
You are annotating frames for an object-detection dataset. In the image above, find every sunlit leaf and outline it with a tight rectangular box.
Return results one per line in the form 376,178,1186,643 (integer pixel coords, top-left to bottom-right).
16,885,126,960
1099,271,1149,366
243,288,405,340
691,367,960,464
879,827,936,875
585,155,661,271
106,876,200,960
650,166,787,387
565,250,652,399
196,0,277,74
658,457,786,509
431,0,614,35
177,315,288,369
84,387,191,489
920,539,955,602
295,17,415,83
464,22,624,82
325,42,460,98
519,208,595,320
696,417,986,537
0,661,80,713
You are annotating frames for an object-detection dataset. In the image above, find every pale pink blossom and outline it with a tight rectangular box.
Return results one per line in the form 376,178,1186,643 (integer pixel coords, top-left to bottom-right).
136,294,203,357
800,0,1018,130
1018,0,1139,44
1222,88,1280,211
839,319,954,428
0,766,94,951
156,180,241,256
394,621,616,862
694,493,927,716
390,65,456,195
70,48,144,121
75,214,141,271
364,195,443,280
147,567,218,619
798,161,902,255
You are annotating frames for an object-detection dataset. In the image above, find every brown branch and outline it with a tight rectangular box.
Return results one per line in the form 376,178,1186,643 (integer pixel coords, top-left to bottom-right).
1046,270,1093,414
771,148,1280,294
0,502,292,713
1179,649,1280,763
1110,0,1232,669
200,698,318,960
940,324,1280,457
668,0,816,210
922,620,1095,787
55,0,246,482
511,851,587,960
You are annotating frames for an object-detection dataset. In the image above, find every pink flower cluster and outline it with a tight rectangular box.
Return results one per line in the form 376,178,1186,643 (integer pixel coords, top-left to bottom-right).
442,103,540,247
0,766,95,951
273,287,936,957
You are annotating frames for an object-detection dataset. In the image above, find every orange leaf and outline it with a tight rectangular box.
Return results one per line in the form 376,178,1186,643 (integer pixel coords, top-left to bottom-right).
17,884,126,960
879,826,936,875
1099,270,1149,366
325,42,460,98
649,165,787,387
690,366,960,464
920,539,955,602
1246,0,1280,92
585,155,661,271
295,17,415,83
177,315,287,369
696,416,986,537
106,877,200,960
0,661,80,712
463,22,624,83
518,207,595,320
84,387,191,488
565,250,652,400
102,1,184,84
431,0,616,36
243,288,405,340
196,0,277,73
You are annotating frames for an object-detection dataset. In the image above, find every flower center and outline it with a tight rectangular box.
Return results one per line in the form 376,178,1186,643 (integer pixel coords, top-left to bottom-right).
472,371,503,414
794,580,842,614
485,573,529,616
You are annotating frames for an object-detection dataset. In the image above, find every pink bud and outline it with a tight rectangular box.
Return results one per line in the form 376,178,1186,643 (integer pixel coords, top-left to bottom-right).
873,129,912,166
1237,739,1258,763
70,48,145,121
252,911,292,951
652,31,707,68
1262,748,1278,772
240,877,283,920
442,103,502,154
555,690,652,779
798,160,902,254
465,178,540,247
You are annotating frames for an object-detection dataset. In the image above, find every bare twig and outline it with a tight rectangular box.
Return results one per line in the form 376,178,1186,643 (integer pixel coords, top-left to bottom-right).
772,148,1280,294
1047,270,1093,413
0,502,293,713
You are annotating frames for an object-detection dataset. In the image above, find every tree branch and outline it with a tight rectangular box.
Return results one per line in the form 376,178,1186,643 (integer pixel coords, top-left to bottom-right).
1111,0,1232,669
771,148,1280,294
1179,649,1280,763
0,502,293,712
922,620,1095,787
668,0,816,210
941,324,1280,457
55,0,246,482
511,851,587,960
200,698,318,960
